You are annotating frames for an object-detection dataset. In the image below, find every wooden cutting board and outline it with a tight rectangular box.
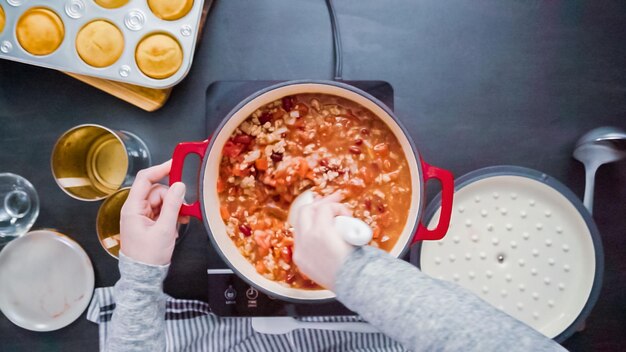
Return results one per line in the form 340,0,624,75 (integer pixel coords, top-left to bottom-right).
64,2,212,112
64,73,172,112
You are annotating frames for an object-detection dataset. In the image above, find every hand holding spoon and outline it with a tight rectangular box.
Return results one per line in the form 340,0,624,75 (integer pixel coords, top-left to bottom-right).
288,190,373,246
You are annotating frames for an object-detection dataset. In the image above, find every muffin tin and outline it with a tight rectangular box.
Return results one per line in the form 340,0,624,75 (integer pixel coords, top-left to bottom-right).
0,0,204,88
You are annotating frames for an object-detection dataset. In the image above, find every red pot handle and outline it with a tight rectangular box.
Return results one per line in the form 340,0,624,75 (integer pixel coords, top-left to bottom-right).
170,139,210,220
412,160,454,243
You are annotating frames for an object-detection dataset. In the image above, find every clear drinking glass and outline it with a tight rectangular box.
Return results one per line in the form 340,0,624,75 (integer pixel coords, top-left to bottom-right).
0,173,39,246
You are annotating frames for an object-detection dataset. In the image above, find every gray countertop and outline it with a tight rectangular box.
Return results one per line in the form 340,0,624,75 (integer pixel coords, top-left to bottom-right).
1,0,625,350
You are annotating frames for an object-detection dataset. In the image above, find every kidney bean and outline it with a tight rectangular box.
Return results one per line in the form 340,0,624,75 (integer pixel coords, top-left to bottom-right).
239,224,252,237
320,158,329,167
282,96,296,111
349,146,362,154
377,204,385,213
364,198,372,211
259,111,272,124
271,152,283,162
354,138,363,145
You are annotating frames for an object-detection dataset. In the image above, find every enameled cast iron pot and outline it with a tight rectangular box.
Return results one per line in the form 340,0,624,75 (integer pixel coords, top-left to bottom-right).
170,80,454,302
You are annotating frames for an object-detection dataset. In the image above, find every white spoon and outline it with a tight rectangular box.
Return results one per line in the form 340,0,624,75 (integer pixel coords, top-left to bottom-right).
288,190,373,246
251,316,379,335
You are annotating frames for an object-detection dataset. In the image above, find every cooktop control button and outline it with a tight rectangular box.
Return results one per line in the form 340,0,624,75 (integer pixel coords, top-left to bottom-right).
246,287,258,300
224,285,237,301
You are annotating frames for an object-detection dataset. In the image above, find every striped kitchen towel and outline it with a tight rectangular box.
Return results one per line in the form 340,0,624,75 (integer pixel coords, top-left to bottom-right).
87,287,408,351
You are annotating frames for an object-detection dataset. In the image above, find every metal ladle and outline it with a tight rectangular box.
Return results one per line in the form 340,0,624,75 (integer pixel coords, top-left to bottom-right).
573,126,626,214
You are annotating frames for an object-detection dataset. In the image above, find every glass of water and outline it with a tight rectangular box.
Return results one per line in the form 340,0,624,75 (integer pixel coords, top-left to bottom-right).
0,173,39,246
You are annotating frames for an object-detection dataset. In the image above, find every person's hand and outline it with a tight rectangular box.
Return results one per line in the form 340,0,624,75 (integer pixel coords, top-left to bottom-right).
292,192,355,290
120,160,187,266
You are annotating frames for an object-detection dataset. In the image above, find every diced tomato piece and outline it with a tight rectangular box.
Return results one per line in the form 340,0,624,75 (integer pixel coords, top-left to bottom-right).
255,158,268,171
223,141,245,158
232,166,242,177
220,205,230,220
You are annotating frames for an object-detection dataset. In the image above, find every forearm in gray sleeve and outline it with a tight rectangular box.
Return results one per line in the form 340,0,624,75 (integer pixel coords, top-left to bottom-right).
334,246,567,352
106,252,169,352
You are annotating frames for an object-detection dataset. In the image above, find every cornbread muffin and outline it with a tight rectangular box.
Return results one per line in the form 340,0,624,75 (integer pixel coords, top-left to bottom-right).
94,0,129,9
147,0,193,21
76,20,124,67
0,5,5,34
16,8,65,56
135,33,183,79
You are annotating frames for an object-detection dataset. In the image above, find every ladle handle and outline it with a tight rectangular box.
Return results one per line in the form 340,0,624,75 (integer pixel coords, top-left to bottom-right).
583,165,597,214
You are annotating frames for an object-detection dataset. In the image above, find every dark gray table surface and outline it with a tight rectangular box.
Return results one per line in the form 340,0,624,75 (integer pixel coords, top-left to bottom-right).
1,0,625,350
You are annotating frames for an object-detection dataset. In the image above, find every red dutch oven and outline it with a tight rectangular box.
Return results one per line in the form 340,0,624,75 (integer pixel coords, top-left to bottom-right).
170,80,454,302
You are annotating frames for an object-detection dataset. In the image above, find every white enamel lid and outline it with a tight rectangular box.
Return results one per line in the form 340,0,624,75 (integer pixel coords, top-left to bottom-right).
418,166,603,341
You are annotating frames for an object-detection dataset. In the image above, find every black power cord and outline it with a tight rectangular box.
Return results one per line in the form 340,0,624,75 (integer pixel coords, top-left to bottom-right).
325,0,343,80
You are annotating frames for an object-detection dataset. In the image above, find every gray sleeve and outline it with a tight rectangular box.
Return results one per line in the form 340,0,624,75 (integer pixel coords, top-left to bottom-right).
105,252,169,352
334,246,567,352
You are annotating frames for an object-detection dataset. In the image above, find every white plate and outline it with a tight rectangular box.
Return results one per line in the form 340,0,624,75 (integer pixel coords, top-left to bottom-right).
0,230,94,331
420,168,600,340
